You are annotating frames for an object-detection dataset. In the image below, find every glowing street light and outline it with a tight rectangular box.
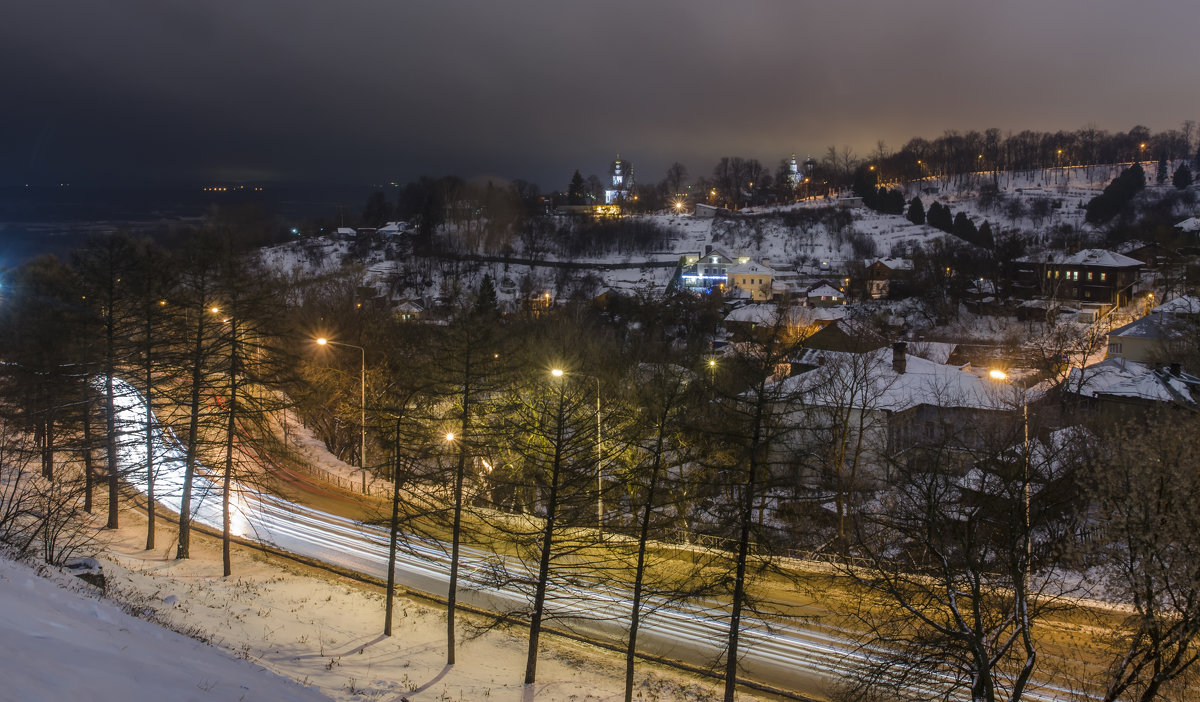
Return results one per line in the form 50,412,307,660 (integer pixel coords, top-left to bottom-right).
316,337,368,493
550,368,603,527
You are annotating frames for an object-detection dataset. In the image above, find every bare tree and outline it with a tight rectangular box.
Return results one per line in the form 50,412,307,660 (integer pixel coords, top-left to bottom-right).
833,413,1083,702
1081,414,1200,701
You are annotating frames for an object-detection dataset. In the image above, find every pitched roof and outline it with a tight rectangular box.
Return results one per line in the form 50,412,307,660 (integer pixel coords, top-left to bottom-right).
1152,295,1200,315
783,348,1016,412
1017,248,1144,268
866,257,914,270
1108,313,1187,341
1174,217,1200,232
806,282,843,298
1066,358,1199,405
728,260,775,275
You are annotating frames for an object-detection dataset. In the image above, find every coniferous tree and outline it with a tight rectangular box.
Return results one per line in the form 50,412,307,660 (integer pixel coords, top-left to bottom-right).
568,170,587,206
1156,153,1168,185
906,196,926,225
1174,163,1193,190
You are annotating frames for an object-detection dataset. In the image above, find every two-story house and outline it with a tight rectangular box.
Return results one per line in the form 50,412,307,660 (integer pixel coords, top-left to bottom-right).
1013,249,1143,307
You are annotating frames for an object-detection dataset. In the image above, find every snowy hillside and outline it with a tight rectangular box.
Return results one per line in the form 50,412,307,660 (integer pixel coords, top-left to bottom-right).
255,163,1199,312
0,552,331,702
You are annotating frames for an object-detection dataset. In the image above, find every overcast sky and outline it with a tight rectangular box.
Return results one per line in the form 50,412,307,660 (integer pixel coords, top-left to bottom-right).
3,0,1197,192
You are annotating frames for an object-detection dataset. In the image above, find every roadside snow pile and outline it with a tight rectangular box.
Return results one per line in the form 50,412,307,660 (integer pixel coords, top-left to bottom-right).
0,552,330,702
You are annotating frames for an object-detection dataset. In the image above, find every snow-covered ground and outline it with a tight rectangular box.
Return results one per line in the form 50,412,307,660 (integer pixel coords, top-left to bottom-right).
5,509,773,702
0,547,329,702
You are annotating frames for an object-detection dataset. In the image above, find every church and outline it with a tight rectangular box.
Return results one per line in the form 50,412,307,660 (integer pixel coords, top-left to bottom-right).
604,155,634,205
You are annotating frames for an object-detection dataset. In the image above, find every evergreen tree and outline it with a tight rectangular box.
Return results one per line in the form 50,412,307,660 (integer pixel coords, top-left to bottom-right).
567,170,586,206
1174,163,1194,190
906,196,926,225
927,202,954,233
1085,164,1146,223
1156,153,1168,185
978,221,995,249
474,273,498,316
953,211,978,245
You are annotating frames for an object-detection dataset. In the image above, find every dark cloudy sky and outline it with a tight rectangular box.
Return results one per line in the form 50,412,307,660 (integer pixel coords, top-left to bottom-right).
3,0,1197,192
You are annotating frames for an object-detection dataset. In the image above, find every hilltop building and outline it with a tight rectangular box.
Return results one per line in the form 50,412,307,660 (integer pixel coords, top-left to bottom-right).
605,156,634,205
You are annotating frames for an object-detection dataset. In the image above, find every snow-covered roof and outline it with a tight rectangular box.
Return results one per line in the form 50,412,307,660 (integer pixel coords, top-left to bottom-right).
907,341,957,364
728,260,774,275
1108,313,1186,341
1152,295,1200,315
867,257,913,270
783,347,1016,412
1174,217,1200,232
1067,358,1199,405
377,221,408,234
1016,248,1143,268
806,283,843,298
336,227,357,235
724,303,807,325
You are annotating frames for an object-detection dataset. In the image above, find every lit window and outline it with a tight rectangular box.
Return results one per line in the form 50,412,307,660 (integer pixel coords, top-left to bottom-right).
1087,272,1093,281
1100,273,1107,281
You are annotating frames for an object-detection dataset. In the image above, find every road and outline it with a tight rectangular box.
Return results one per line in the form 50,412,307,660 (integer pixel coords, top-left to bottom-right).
110,378,1076,700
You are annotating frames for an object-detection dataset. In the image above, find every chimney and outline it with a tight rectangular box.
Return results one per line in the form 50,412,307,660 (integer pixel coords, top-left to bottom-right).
892,342,907,374
1171,362,1182,377
704,244,713,256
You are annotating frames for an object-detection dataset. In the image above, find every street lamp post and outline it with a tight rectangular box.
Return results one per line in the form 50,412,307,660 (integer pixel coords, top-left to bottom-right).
989,369,1031,577
551,368,603,527
317,337,367,493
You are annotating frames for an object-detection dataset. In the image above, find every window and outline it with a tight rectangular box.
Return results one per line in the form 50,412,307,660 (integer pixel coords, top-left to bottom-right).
1087,271,1094,281
1108,343,1122,355
1100,272,1107,281
1046,270,1052,279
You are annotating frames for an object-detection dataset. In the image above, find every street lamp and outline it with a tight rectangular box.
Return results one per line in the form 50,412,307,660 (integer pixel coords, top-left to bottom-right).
988,369,1031,584
316,337,368,493
550,368,603,527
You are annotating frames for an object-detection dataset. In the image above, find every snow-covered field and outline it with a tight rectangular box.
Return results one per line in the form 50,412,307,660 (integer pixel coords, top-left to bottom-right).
3,510,772,702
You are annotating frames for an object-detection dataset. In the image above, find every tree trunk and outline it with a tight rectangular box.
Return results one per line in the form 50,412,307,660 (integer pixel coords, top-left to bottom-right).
524,385,566,686
447,350,471,665
177,306,207,560
81,384,94,513
384,415,404,637
625,412,667,702
222,318,238,577
144,321,156,550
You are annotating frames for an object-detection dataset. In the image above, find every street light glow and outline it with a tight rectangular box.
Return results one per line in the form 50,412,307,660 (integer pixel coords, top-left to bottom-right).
445,432,455,442
989,369,1008,381
551,368,564,377
316,337,328,345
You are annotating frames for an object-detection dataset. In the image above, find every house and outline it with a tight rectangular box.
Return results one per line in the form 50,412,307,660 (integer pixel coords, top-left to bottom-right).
1105,312,1190,364
804,280,846,307
727,260,776,301
1013,248,1144,307
393,298,424,321
1174,217,1200,235
780,342,1021,478
679,248,745,292
723,303,816,342
1065,357,1200,417
864,258,913,299
1152,294,1200,317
